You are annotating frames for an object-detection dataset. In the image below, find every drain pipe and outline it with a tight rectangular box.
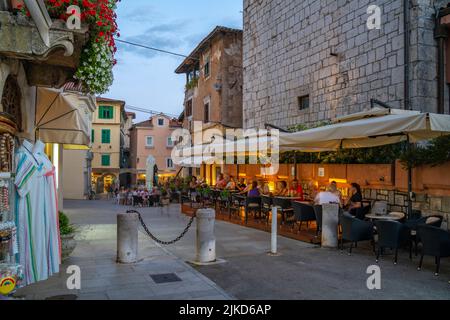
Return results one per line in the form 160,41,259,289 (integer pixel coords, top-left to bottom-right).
404,0,411,111
436,9,449,115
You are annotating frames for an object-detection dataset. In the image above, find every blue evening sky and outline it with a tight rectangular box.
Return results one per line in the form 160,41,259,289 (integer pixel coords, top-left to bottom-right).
103,0,243,122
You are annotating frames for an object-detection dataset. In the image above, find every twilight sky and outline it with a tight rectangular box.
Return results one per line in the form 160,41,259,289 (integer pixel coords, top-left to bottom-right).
103,0,244,122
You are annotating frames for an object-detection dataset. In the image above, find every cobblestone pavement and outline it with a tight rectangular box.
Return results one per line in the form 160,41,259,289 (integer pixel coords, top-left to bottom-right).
15,199,450,300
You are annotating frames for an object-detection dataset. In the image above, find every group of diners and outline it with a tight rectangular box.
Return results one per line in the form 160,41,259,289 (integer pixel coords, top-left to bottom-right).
187,172,365,219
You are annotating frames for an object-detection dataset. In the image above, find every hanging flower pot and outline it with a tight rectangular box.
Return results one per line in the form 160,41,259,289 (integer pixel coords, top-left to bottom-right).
10,0,24,10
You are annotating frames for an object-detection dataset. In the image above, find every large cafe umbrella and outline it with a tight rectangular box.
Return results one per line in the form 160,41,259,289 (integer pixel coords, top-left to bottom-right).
279,107,450,150
35,87,91,146
279,107,450,216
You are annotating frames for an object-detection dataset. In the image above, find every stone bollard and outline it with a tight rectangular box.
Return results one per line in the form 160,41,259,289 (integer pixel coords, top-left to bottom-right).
196,208,216,264
321,203,340,248
117,212,139,264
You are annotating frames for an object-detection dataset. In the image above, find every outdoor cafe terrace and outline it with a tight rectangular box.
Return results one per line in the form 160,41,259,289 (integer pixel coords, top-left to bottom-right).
171,107,450,276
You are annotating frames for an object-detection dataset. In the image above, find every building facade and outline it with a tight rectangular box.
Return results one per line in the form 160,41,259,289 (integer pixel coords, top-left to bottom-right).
130,114,182,186
243,0,450,130
176,26,243,135
91,97,126,194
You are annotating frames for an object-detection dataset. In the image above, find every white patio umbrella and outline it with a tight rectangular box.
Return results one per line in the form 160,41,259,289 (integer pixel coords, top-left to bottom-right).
279,108,450,150
279,108,450,216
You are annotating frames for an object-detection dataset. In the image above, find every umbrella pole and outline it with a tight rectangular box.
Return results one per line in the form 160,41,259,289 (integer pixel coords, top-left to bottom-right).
407,137,413,219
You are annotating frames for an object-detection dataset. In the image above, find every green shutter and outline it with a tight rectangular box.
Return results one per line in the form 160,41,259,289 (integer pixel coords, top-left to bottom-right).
91,129,95,143
101,154,111,167
99,106,114,119
101,129,111,144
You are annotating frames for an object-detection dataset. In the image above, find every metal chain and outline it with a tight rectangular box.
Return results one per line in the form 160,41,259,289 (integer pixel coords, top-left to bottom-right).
126,210,196,246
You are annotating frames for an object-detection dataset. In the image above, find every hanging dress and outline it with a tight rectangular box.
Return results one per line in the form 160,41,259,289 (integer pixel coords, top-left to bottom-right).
14,140,40,285
34,141,60,276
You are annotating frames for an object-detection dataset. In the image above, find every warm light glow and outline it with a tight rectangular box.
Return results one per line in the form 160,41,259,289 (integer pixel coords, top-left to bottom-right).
268,181,276,192
239,173,246,178
277,176,289,180
329,178,348,185
157,173,176,178
53,144,59,189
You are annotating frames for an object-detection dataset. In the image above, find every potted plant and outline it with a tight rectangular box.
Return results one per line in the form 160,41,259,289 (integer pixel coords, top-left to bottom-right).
10,0,24,11
59,212,77,261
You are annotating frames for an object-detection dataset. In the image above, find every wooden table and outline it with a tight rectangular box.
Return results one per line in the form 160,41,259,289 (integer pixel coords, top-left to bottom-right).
365,212,406,221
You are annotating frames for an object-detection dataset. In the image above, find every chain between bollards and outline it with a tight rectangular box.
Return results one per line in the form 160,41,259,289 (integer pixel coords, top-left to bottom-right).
126,210,196,246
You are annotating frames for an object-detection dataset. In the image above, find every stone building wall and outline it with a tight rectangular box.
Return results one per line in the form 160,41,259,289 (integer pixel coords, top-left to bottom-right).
243,0,450,130
181,29,243,131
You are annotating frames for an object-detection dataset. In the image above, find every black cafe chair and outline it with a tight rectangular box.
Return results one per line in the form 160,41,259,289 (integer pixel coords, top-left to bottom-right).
245,197,262,224
261,196,273,223
313,205,323,236
417,225,450,276
292,202,316,231
375,220,413,264
229,194,245,219
407,214,444,256
340,213,375,255
272,198,294,225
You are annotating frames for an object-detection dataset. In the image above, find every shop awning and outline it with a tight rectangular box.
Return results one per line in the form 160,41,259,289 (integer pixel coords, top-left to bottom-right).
35,87,92,146
279,109,450,151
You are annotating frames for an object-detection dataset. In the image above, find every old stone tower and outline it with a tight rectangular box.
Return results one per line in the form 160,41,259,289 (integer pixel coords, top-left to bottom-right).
243,0,450,130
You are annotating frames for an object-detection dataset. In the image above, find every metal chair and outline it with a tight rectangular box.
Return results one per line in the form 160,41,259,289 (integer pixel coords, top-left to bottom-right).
229,194,245,219
292,202,316,231
340,213,375,255
375,220,413,264
407,214,444,256
371,201,388,215
272,198,294,225
245,197,262,224
313,205,323,236
417,225,450,276
261,196,273,223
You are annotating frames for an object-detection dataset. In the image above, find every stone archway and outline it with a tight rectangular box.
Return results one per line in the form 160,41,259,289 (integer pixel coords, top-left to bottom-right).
1,75,22,131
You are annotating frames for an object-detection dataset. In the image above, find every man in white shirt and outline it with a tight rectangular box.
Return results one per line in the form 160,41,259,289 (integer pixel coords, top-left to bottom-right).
314,186,341,206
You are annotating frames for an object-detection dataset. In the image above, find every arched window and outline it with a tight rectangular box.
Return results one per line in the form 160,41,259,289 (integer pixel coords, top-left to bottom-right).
1,75,22,131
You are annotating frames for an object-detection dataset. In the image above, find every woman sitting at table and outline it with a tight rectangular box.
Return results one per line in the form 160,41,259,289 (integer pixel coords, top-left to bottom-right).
225,175,236,190
346,183,363,216
275,181,289,197
237,178,247,192
289,179,304,200
247,181,261,197
215,174,227,189
258,180,271,196
189,176,199,202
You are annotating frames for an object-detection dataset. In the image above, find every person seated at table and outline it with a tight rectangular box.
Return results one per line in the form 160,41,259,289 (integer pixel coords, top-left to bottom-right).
346,183,363,216
215,173,227,189
225,175,236,190
289,179,304,200
258,180,271,196
237,178,247,192
275,181,289,197
314,185,341,205
330,181,342,200
306,181,319,201
189,176,199,202
247,181,261,197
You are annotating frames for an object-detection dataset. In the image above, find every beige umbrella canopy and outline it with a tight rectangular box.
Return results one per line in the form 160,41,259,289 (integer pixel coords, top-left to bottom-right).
35,87,91,146
279,108,450,151
279,107,450,217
